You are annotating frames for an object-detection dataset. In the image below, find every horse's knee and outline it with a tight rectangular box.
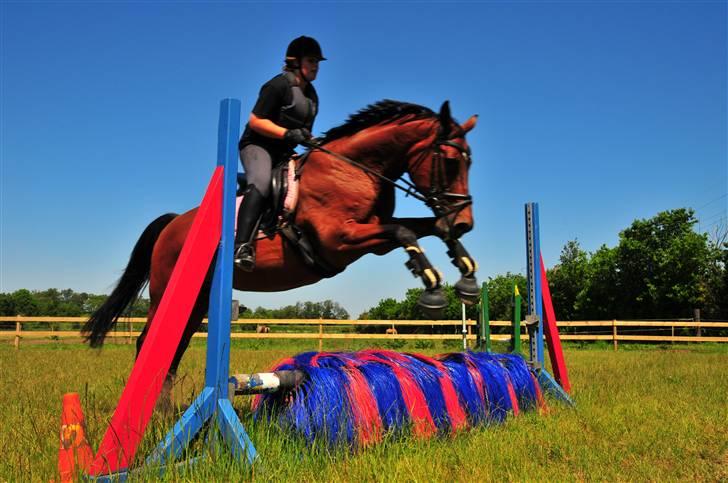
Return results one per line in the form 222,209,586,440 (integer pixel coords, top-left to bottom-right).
393,226,418,246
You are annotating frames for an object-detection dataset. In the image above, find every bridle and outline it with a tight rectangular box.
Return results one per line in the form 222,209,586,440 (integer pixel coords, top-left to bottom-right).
303,125,472,225
424,137,473,219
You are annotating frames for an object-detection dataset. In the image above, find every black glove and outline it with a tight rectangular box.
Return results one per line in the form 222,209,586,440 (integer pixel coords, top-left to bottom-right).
284,128,312,145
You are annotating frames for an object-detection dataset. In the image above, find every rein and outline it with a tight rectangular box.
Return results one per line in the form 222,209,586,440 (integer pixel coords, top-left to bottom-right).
302,141,429,203
302,133,472,220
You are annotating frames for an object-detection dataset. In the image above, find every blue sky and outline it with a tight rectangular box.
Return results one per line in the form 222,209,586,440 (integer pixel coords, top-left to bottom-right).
1,1,726,317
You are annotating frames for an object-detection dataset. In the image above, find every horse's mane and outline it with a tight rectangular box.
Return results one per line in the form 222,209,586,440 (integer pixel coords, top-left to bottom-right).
320,100,436,144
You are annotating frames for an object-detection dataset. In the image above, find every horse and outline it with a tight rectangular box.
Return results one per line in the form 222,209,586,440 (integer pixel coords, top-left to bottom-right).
83,99,479,394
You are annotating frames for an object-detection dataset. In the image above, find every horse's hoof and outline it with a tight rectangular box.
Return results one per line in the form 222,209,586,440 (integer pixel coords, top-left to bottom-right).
418,288,447,319
155,393,174,415
455,276,480,305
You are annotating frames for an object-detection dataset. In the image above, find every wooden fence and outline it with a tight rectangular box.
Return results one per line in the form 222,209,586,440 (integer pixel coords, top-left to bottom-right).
1,316,727,351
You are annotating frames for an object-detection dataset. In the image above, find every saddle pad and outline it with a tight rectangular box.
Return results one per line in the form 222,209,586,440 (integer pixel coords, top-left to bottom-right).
235,159,300,236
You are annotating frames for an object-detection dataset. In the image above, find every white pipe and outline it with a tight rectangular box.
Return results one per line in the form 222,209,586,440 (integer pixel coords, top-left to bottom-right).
229,370,305,395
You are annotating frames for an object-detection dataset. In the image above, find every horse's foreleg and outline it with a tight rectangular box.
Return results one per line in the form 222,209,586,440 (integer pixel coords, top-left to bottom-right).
444,239,480,304
393,217,480,305
339,220,447,315
388,217,439,239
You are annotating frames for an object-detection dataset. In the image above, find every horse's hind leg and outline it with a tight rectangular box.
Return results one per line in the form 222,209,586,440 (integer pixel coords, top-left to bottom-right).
156,293,209,412
134,289,208,412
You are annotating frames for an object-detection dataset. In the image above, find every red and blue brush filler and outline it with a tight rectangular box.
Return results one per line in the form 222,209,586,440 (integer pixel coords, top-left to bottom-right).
62,99,572,480
233,350,546,447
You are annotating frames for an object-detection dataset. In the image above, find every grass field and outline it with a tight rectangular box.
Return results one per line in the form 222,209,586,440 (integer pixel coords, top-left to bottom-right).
1,340,726,481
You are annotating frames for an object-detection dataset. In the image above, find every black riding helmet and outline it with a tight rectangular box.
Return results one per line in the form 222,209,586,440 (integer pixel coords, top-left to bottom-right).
285,36,326,68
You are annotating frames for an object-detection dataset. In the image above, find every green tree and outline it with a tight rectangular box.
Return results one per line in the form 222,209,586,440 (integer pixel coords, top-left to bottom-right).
0,293,15,316
485,273,527,322
547,240,588,321
615,208,711,318
239,300,349,319
365,297,403,320
84,294,109,314
10,289,40,316
702,240,727,320
128,297,150,317
575,245,619,319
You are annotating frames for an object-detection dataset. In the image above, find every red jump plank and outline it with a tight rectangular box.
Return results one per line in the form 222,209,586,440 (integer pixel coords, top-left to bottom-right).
89,167,224,475
540,255,571,394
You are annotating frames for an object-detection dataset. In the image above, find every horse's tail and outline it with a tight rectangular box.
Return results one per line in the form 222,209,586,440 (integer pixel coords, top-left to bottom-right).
83,213,177,348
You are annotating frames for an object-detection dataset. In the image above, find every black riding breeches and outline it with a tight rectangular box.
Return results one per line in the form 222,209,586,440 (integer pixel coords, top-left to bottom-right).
240,144,289,198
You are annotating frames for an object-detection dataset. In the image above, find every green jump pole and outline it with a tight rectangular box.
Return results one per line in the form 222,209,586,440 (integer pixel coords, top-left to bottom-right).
479,282,491,352
512,283,522,354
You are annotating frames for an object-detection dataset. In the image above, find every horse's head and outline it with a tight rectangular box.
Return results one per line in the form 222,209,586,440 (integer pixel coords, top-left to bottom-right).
406,101,478,240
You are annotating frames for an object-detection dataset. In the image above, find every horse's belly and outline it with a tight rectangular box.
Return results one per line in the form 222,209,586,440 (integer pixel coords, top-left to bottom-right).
232,235,324,292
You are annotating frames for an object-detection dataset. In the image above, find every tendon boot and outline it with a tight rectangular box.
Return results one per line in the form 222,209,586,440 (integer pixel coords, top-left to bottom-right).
234,185,266,271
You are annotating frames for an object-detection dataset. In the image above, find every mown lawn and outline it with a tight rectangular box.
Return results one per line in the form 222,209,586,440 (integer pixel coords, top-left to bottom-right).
1,340,726,481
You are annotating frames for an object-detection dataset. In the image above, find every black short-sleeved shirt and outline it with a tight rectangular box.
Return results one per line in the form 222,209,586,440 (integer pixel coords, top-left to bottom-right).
239,73,318,160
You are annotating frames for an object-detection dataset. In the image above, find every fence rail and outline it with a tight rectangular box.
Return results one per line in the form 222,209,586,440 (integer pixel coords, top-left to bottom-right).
1,316,726,350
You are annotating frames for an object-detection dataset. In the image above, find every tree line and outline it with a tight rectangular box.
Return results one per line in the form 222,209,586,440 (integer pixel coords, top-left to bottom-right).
239,301,349,320
0,289,149,318
0,288,348,320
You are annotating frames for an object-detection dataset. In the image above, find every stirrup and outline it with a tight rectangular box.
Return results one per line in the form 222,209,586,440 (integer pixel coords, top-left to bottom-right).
234,243,256,272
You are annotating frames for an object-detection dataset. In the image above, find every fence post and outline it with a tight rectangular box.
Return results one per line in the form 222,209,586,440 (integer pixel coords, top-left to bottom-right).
694,308,701,337
14,319,21,350
318,318,323,352
467,321,472,349
461,304,467,351
612,319,618,351
480,282,491,352
128,318,133,345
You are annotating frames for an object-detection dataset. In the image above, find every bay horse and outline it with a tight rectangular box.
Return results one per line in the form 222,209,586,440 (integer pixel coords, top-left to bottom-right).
83,99,479,391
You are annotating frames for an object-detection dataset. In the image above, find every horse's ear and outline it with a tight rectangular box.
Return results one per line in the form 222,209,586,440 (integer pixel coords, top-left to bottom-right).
461,115,478,133
438,101,452,137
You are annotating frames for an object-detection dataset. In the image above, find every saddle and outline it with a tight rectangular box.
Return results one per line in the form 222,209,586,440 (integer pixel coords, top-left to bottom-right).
235,153,342,278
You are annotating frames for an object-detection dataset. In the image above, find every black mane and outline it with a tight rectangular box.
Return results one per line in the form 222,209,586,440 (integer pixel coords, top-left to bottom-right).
320,100,436,144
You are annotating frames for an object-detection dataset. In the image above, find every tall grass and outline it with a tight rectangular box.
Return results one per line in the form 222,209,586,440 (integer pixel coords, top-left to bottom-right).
0,341,726,481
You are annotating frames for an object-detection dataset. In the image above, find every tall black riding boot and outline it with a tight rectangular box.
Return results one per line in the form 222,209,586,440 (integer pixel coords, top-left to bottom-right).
234,185,266,271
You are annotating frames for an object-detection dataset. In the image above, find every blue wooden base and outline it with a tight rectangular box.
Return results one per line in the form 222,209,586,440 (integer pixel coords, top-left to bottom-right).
92,388,256,481
148,387,257,466
537,369,575,406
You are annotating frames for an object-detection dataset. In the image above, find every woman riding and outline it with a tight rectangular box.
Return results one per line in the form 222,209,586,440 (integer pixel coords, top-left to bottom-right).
234,36,325,271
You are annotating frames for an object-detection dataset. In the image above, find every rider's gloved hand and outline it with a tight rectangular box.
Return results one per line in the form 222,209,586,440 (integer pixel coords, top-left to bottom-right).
284,128,312,146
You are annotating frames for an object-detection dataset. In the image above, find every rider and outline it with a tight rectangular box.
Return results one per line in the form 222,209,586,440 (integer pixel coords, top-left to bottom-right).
234,36,325,271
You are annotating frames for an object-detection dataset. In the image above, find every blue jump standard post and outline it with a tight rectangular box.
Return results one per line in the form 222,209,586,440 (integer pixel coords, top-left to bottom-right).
146,98,257,469
525,202,545,368
524,202,573,405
